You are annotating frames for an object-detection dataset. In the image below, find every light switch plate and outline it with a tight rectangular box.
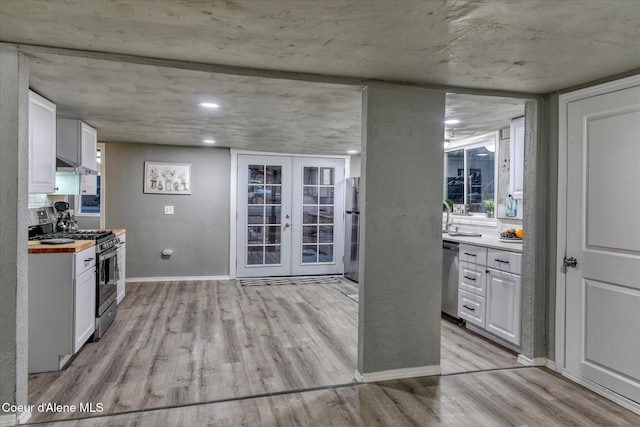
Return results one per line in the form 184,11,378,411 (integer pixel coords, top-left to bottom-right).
164,205,174,215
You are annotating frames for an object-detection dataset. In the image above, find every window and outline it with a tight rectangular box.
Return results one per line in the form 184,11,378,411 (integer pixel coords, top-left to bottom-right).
445,135,496,216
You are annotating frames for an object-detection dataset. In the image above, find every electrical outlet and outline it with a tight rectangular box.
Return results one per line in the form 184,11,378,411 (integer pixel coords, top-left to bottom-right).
164,205,174,215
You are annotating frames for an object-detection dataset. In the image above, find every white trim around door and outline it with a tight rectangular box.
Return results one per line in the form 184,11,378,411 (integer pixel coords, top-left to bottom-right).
556,74,640,414
229,149,350,279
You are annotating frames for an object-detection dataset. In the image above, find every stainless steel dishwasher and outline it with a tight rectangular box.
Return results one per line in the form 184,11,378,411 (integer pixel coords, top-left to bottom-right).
442,241,460,320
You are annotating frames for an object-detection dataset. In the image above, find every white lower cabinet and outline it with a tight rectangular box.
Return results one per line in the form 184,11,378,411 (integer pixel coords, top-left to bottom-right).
29,245,96,373
486,269,522,345
458,243,522,348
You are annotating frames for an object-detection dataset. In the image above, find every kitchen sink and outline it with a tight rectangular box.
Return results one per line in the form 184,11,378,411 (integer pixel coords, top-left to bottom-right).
447,231,482,237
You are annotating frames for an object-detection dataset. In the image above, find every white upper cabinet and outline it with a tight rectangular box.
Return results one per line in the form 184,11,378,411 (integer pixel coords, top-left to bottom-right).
509,116,524,200
28,90,57,194
80,122,98,172
57,119,98,173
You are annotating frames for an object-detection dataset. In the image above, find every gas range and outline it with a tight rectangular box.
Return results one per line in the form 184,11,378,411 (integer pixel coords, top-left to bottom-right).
29,226,119,252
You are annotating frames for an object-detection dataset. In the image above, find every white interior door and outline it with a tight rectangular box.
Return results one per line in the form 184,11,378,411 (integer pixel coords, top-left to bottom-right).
564,83,640,404
236,155,344,278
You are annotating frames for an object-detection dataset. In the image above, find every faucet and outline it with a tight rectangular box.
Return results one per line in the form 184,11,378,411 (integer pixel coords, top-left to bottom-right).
443,200,453,231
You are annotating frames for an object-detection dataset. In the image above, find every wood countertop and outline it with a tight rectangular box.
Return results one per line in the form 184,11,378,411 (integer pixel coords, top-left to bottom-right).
27,228,126,254
28,240,95,254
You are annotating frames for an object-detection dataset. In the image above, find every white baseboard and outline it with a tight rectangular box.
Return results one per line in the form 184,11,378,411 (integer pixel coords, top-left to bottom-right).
517,354,555,370
561,370,640,415
355,365,441,383
0,414,16,427
126,275,230,283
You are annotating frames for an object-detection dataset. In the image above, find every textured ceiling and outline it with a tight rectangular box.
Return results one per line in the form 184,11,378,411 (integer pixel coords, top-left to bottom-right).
1,0,637,153
26,52,363,154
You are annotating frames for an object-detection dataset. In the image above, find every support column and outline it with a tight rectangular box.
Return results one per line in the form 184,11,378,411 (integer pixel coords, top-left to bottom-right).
0,43,30,425
520,99,550,364
357,84,445,381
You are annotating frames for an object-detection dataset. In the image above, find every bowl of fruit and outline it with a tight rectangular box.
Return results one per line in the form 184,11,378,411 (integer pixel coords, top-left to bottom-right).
499,228,523,241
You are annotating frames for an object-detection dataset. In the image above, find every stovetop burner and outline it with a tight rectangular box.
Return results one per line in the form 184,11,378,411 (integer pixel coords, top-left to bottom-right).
30,228,118,251
31,231,112,241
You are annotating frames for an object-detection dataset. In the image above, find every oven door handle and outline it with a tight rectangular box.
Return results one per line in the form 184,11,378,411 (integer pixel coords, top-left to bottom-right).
100,248,118,260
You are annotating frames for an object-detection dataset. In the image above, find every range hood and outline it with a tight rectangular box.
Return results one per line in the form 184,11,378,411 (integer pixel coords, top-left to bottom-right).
56,119,98,175
56,159,97,175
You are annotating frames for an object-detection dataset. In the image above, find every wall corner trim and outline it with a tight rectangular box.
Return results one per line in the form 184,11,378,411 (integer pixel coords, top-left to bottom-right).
517,354,556,370
355,365,441,383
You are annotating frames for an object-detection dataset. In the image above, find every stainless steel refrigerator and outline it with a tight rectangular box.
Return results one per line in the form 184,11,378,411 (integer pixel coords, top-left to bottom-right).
344,177,360,282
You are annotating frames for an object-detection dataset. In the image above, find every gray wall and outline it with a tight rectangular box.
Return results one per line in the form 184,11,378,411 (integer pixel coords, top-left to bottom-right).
0,44,29,418
358,84,444,375
104,143,230,278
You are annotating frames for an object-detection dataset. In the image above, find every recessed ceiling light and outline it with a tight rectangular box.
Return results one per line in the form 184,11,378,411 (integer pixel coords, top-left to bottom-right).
203,139,216,144
347,150,358,154
200,102,219,109
445,119,460,125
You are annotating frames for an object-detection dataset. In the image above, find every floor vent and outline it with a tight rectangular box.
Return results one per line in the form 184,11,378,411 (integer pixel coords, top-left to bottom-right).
239,276,343,287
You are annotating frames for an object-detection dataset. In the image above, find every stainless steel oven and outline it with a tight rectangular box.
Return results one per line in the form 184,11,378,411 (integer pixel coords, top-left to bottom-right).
95,234,120,339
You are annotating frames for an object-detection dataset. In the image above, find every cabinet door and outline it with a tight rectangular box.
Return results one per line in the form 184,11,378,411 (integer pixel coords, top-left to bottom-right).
509,116,524,200
486,269,521,345
117,236,126,304
28,90,57,194
74,267,96,353
81,174,98,196
81,122,98,172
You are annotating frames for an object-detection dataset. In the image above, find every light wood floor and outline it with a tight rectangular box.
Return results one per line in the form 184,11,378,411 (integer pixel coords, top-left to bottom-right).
26,279,639,425
30,367,640,426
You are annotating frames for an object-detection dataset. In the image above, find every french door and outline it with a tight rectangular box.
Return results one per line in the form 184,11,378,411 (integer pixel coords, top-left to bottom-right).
236,155,345,278
562,80,640,405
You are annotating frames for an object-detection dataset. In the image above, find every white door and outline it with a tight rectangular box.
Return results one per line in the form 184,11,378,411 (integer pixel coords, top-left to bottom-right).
236,155,344,278
564,83,640,404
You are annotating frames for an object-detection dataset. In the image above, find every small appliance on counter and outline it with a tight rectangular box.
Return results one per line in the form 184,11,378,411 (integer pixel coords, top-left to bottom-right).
54,201,77,232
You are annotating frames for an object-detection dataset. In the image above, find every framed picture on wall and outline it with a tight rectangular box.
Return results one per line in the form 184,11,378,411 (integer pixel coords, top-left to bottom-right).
144,161,191,194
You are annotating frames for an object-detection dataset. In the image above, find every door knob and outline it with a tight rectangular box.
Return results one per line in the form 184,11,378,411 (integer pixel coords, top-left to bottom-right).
563,256,578,272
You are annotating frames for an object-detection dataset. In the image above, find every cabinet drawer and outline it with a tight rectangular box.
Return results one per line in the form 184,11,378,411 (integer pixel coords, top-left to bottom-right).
74,246,96,276
459,261,486,297
459,244,487,266
487,249,522,275
458,289,486,328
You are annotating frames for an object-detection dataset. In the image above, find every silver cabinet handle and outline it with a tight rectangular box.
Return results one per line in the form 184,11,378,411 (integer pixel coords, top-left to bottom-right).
85,257,94,262
495,259,510,264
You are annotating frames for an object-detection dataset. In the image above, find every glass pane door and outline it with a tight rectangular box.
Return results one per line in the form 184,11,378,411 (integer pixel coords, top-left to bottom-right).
247,164,283,265
301,166,335,264
291,157,344,276
236,155,344,278
237,156,291,277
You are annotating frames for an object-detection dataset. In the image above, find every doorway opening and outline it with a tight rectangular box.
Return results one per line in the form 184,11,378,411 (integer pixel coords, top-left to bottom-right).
441,92,530,375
